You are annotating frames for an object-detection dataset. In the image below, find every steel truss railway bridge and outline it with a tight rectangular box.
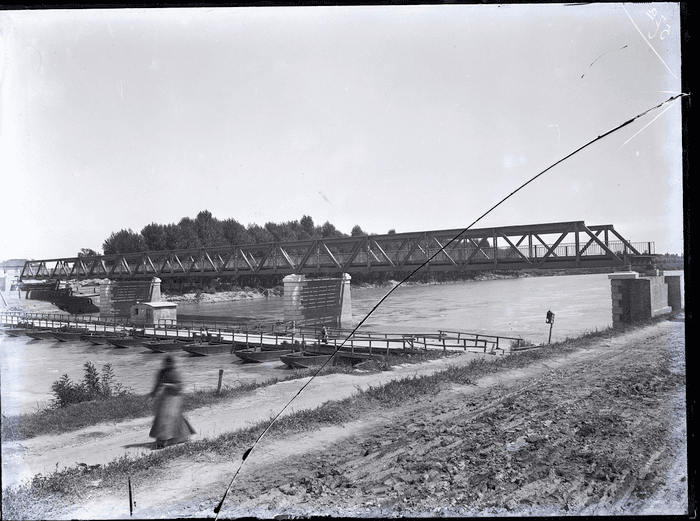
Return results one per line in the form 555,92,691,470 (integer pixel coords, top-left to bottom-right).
20,221,655,282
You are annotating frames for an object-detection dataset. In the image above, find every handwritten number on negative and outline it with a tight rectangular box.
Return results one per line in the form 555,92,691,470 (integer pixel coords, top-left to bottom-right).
646,9,671,40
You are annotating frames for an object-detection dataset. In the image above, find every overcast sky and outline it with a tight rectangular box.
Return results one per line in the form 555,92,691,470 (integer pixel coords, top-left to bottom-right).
0,4,685,260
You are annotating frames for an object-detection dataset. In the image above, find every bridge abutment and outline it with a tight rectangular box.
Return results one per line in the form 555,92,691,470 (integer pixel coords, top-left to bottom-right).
283,273,352,328
609,272,681,327
99,277,163,319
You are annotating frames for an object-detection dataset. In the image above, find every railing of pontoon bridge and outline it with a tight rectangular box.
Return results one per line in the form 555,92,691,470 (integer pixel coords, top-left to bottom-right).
148,319,192,340
1,311,130,333
146,319,305,346
1,312,25,326
282,326,431,356
303,330,440,356
146,319,255,342
438,330,524,354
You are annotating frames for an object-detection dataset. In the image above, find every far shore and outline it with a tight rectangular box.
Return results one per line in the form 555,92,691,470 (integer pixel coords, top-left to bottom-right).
160,268,611,305
4,267,670,311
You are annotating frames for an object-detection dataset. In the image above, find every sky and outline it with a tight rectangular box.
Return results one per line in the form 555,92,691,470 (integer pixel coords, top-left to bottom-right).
0,4,686,261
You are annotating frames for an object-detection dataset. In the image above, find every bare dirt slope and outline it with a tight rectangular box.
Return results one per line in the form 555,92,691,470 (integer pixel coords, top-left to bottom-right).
212,317,688,519
12,317,689,519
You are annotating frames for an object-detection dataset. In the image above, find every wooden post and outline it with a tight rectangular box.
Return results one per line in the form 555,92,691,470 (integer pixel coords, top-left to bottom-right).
217,370,224,394
128,476,133,516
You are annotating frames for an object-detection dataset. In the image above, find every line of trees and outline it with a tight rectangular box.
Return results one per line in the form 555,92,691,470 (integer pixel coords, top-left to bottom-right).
98,211,390,255
652,253,684,270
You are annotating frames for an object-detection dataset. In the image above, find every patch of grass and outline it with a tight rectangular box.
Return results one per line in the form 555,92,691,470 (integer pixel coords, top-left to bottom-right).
384,349,451,366
1,345,448,443
269,399,357,434
2,484,72,521
1,358,361,443
2,394,153,442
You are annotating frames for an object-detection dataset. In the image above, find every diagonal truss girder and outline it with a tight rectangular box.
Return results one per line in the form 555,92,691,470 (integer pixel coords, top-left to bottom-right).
20,221,654,281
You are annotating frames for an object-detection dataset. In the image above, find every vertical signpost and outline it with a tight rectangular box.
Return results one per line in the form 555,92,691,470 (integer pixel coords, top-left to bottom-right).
546,310,555,344
217,369,224,394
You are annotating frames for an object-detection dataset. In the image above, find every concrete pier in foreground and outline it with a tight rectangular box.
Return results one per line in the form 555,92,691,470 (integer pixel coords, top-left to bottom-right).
609,271,682,327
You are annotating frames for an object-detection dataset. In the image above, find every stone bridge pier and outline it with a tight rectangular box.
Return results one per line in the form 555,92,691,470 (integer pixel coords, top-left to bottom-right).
99,277,163,319
609,271,683,327
283,273,352,329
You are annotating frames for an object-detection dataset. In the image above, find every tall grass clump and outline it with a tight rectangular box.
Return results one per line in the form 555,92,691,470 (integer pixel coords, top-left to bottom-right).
50,362,131,408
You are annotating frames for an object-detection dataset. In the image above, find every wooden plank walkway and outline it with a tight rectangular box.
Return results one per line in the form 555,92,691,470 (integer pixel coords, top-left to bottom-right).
1,312,524,356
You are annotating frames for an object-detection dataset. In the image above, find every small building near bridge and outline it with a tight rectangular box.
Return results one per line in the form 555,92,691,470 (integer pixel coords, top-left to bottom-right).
130,301,177,327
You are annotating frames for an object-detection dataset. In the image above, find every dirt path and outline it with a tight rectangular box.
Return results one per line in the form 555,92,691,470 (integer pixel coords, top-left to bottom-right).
217,319,688,519
8,318,688,519
2,350,493,490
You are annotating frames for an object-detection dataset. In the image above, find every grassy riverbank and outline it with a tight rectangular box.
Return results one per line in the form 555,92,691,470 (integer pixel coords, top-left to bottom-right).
3,314,682,520
0,351,442,443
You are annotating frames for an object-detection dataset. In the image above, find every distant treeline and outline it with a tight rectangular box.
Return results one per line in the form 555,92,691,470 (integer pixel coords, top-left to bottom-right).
652,253,684,271
91,211,395,256
162,269,525,294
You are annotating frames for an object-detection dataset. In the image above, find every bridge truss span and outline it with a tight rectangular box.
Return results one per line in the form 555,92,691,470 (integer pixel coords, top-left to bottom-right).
20,221,655,282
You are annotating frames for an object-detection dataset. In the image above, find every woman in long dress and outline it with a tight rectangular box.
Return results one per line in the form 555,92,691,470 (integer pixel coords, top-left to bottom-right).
149,356,195,449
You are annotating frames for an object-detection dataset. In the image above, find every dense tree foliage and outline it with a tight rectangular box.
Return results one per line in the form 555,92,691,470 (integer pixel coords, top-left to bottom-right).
319,221,345,239
102,229,146,255
300,215,315,236
351,225,367,237
221,218,251,246
98,212,373,254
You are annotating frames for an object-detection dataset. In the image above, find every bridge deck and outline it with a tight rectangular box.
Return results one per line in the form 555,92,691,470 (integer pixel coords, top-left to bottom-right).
20,221,654,281
1,312,522,356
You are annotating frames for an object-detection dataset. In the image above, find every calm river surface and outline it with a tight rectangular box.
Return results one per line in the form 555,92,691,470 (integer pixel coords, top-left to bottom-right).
0,272,683,415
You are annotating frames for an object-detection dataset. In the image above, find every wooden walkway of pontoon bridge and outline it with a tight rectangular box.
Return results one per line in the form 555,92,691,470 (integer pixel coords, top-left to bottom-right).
1,312,524,356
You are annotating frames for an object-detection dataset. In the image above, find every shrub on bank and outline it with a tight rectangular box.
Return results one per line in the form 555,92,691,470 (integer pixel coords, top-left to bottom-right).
510,338,536,348
50,362,131,408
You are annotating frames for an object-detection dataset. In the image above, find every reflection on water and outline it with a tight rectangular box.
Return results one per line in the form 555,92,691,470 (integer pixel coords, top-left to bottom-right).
1,272,683,415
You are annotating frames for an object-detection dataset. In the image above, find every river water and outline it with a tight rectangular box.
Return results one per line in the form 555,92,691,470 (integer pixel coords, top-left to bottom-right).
0,272,683,415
